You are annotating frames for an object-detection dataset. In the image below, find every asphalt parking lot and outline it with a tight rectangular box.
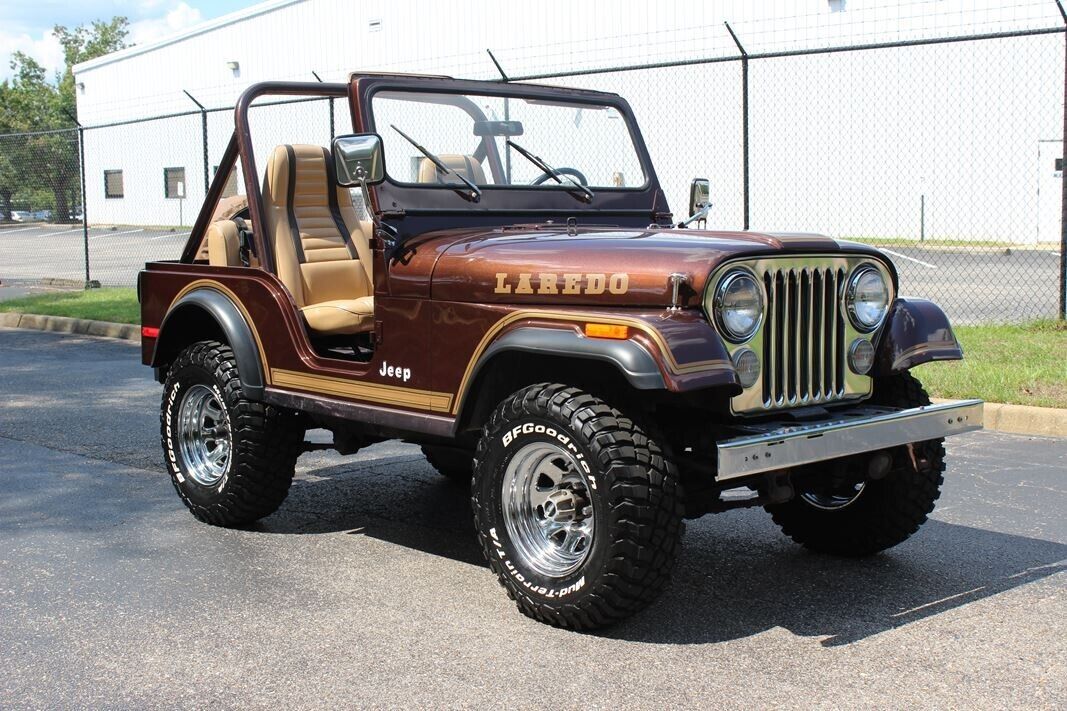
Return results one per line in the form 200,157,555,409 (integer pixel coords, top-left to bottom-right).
1,223,1062,323
0,223,189,287
878,244,1062,323
0,327,1064,708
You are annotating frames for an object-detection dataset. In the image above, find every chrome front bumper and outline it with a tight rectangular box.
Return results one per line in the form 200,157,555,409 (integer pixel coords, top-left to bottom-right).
716,399,984,482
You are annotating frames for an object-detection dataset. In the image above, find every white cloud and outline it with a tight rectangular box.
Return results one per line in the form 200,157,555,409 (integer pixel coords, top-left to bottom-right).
128,2,204,47
0,1,206,83
0,28,64,81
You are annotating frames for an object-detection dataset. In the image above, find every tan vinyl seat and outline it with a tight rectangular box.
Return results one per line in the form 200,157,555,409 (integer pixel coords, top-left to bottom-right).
206,221,241,267
417,154,486,185
262,144,375,336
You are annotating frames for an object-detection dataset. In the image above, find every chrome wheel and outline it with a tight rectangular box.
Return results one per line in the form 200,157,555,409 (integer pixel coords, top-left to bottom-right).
800,481,866,510
501,441,595,578
177,384,231,487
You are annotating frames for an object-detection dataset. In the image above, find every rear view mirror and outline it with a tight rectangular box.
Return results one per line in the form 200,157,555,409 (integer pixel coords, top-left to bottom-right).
332,134,385,186
473,120,524,137
689,178,711,217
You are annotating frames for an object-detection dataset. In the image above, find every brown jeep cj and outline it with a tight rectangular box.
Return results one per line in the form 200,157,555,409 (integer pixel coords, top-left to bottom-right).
139,74,983,629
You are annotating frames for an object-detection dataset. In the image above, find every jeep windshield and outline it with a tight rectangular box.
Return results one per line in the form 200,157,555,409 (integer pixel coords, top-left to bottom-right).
369,89,647,191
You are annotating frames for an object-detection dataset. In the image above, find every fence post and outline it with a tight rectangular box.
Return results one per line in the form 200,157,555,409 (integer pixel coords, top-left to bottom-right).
921,194,926,242
1060,1,1067,319
312,72,335,139
77,125,91,288
725,21,750,230
183,90,210,194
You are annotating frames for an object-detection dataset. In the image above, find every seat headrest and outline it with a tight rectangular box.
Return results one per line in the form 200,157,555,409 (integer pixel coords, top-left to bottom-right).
417,154,486,185
264,144,331,207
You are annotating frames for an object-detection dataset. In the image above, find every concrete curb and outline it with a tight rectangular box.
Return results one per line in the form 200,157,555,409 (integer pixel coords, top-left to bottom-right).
934,398,1067,438
0,312,1064,438
39,278,87,288
0,312,139,342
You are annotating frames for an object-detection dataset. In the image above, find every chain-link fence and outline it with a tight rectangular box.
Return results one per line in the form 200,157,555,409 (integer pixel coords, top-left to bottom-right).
0,127,87,284
0,21,1064,324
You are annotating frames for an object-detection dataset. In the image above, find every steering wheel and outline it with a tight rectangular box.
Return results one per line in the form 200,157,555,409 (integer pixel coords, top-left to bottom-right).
531,167,589,186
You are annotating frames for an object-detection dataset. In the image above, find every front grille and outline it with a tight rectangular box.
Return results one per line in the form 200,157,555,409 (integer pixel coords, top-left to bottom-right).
761,266,846,408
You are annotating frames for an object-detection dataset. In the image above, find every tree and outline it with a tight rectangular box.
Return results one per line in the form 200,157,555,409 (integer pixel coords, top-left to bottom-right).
0,83,19,220
0,17,128,222
53,19,130,124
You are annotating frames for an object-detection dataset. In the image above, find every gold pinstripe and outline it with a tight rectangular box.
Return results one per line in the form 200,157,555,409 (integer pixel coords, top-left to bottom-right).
449,310,730,415
168,279,272,383
271,369,453,412
166,282,726,417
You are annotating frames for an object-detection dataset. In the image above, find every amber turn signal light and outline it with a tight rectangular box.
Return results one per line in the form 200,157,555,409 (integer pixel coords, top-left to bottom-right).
584,323,630,339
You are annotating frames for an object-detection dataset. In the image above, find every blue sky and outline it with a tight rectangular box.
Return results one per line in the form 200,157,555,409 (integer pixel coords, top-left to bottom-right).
1,0,258,80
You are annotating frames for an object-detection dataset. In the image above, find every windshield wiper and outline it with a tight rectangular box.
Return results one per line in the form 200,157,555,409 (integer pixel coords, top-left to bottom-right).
505,139,595,203
390,124,482,203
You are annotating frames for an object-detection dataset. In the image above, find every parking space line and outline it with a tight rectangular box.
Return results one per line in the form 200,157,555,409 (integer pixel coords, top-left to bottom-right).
148,232,190,241
0,225,47,234
880,248,937,269
34,227,82,238
90,228,145,241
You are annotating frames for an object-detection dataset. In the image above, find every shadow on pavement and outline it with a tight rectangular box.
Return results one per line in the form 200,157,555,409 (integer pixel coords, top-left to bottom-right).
257,454,1067,646
606,519,1066,646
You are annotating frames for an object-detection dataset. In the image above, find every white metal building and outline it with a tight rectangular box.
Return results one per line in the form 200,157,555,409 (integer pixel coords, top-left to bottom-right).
73,0,1064,243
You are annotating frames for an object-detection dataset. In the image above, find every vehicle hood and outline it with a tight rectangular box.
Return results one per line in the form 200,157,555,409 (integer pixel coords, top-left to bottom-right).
420,226,887,307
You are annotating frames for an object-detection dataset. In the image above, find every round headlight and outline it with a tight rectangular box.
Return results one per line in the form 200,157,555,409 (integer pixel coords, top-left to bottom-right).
848,338,875,374
712,271,763,342
846,266,889,331
732,348,761,388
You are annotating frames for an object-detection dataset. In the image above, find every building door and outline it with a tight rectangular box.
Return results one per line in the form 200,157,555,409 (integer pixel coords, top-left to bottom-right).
1038,140,1063,244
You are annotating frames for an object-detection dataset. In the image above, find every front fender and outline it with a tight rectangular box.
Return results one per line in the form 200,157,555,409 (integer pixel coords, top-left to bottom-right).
476,326,668,391
874,297,963,375
153,288,265,400
454,310,740,414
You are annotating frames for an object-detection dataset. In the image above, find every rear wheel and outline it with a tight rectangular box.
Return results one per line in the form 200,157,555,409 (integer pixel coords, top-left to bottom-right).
421,444,474,484
472,383,684,629
161,340,304,527
765,372,946,556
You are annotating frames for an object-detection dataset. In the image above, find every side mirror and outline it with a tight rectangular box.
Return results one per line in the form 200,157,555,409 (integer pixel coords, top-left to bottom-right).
689,178,711,217
332,134,385,186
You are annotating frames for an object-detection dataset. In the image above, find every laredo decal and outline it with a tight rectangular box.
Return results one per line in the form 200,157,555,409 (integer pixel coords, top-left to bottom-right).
494,272,629,296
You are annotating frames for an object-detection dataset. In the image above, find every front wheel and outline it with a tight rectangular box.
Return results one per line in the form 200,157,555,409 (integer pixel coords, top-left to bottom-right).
161,340,304,527
472,383,684,629
765,372,946,556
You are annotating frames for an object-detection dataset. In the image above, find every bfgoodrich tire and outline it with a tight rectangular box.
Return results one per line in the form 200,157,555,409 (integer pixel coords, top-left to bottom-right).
472,383,684,629
161,340,304,527
765,372,946,556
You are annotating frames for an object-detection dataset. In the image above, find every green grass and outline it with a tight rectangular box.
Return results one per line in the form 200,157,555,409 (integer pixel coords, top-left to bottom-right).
843,236,1059,250
1,287,1062,408
0,288,139,324
917,320,1067,409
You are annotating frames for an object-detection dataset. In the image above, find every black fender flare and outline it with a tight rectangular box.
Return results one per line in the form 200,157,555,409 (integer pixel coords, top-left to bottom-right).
154,288,265,400
873,297,964,375
471,326,667,391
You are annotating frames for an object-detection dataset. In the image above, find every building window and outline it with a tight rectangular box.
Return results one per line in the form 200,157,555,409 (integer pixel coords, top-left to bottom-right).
104,170,124,199
213,164,240,198
164,167,186,198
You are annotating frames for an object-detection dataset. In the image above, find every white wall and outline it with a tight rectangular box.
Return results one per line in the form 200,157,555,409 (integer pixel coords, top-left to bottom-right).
73,0,1065,242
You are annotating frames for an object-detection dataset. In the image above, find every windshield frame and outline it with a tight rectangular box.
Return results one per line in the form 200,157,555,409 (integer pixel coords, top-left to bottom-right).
351,75,664,217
